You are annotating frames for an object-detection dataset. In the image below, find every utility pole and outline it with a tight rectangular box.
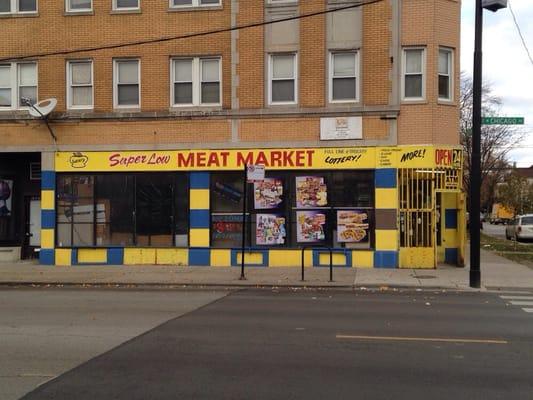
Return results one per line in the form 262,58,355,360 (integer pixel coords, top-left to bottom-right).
470,0,507,288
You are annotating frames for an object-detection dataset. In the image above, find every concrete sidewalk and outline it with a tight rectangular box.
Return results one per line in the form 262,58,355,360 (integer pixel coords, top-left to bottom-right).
0,249,531,290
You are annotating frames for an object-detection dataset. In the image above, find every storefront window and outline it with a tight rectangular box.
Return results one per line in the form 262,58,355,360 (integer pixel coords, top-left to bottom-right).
57,175,95,247
211,173,245,248
95,174,134,246
211,170,374,249
56,173,188,247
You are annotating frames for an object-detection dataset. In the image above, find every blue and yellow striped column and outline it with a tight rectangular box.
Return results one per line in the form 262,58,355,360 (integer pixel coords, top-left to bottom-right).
373,168,399,268
40,168,56,265
189,172,211,266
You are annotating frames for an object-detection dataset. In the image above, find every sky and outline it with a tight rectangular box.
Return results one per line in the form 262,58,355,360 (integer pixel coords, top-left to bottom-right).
461,0,533,167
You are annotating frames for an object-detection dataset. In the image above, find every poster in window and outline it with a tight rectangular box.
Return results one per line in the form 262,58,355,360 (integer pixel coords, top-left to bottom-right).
256,214,286,245
296,211,326,243
254,178,283,209
0,179,13,217
212,214,243,247
337,210,369,243
295,176,327,208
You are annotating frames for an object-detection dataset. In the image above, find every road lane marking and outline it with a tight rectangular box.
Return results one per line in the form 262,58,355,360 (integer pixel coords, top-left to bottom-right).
523,308,533,313
509,301,533,306
500,296,533,300
336,335,508,344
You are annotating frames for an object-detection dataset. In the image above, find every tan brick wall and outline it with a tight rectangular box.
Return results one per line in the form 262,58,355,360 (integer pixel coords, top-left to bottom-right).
1,2,232,112
0,1,460,149
299,0,325,108
239,119,319,142
398,0,460,145
362,0,392,105
0,120,231,146
237,0,264,109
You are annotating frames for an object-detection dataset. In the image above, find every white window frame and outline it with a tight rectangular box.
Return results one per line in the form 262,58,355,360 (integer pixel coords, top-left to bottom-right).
67,60,94,110
268,53,298,106
169,0,221,8
0,0,38,14
329,51,359,104
0,62,38,110
65,0,92,12
170,57,222,107
112,0,139,11
401,47,426,101
438,47,453,102
113,59,141,109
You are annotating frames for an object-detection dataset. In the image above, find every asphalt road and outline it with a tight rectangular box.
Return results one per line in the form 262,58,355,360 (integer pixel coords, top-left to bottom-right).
11,288,533,400
0,288,228,400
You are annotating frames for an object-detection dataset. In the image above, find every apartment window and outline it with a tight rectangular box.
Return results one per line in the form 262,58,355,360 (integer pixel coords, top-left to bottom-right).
67,61,93,109
0,62,37,109
171,57,221,106
269,53,297,104
113,0,139,10
170,0,220,7
438,48,453,101
402,48,425,100
114,59,140,108
0,0,37,13
330,51,359,102
66,0,91,11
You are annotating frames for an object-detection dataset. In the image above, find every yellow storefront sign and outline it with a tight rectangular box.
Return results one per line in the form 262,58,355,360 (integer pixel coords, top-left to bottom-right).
55,146,462,172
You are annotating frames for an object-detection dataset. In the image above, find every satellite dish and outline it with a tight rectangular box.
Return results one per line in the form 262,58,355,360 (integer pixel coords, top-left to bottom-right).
28,98,57,118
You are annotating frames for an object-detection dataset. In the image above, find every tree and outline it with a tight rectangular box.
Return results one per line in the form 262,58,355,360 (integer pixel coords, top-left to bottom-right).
497,172,533,216
460,73,525,210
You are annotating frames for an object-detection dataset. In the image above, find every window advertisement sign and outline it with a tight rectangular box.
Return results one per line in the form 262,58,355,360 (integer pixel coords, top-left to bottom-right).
256,214,286,245
212,214,243,247
246,164,265,183
337,210,369,243
0,179,13,217
295,176,327,208
296,211,326,243
254,178,283,209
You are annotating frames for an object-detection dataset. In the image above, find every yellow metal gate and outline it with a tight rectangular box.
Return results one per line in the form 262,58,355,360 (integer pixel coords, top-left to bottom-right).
399,169,436,268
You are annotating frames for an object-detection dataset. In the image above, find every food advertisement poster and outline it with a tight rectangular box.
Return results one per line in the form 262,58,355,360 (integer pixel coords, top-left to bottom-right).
295,176,327,208
254,178,283,209
337,210,369,243
296,211,326,243
256,214,286,245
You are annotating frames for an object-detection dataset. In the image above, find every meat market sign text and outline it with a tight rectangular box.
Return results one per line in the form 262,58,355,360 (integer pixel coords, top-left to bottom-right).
55,146,462,172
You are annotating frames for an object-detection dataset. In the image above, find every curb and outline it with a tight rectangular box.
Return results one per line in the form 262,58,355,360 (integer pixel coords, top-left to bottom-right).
0,281,480,292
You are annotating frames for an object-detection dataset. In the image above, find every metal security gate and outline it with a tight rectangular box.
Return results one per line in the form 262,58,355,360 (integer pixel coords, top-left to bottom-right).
399,169,436,268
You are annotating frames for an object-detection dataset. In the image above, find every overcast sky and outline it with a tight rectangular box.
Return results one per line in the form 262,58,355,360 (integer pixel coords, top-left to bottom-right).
461,0,533,167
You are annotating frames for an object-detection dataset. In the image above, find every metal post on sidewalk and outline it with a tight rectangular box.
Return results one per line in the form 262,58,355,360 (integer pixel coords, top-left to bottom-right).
240,164,247,280
469,0,483,288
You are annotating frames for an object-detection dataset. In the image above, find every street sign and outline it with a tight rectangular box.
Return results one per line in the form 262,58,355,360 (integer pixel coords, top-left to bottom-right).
481,117,524,125
246,164,265,183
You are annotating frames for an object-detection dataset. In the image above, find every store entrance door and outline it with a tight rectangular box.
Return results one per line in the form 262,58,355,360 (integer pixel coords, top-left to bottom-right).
398,169,436,269
22,196,40,259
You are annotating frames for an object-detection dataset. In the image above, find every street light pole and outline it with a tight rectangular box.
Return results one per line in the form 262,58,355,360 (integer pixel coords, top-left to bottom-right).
470,0,483,288
470,0,507,288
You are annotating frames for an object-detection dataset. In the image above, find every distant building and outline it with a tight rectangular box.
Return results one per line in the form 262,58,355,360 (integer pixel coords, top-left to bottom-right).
0,0,463,268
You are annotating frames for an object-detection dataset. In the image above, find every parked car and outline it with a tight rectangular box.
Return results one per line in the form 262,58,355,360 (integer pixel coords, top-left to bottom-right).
505,214,533,241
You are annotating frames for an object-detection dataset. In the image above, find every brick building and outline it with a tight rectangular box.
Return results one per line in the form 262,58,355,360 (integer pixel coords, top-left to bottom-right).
0,0,464,268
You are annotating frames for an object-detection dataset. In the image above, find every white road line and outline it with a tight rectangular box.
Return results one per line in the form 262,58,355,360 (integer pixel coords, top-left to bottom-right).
500,296,533,300
509,301,533,306
523,308,533,313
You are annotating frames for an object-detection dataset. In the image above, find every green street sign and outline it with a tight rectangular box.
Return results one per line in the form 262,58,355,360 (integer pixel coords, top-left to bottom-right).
482,117,524,125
